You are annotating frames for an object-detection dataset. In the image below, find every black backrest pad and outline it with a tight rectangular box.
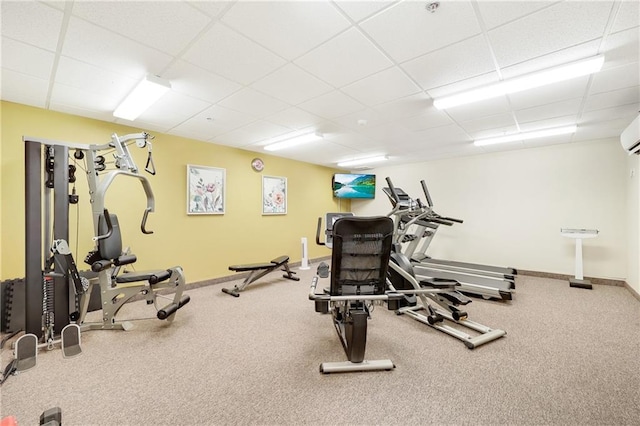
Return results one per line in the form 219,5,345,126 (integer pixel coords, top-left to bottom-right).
98,213,122,260
330,216,394,296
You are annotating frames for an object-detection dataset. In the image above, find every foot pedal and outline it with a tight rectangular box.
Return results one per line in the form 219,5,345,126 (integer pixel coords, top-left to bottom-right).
15,334,38,372
61,324,82,358
317,262,329,278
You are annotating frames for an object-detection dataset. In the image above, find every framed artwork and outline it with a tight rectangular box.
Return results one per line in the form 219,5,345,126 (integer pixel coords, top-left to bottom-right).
262,175,287,215
187,164,225,215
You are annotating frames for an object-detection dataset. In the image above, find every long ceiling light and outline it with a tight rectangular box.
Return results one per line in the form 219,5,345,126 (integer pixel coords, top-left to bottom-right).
473,125,577,146
433,55,604,110
337,155,388,168
113,74,171,121
263,132,323,151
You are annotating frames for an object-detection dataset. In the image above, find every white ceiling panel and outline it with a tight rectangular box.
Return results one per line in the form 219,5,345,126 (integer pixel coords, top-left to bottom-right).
71,1,210,56
62,17,173,78
402,35,496,91
341,66,421,107
583,86,640,112
1,38,55,79
610,0,640,33
590,62,640,94
264,108,327,130
218,88,289,118
514,98,582,125
135,91,211,130
507,76,591,111
1,69,49,108
475,1,555,30
170,104,256,140
360,0,481,63
163,60,242,104
333,0,397,23
251,64,333,105
488,1,613,67
1,1,62,51
182,23,286,85
295,28,393,88
221,1,350,60
1,0,638,168
298,91,365,120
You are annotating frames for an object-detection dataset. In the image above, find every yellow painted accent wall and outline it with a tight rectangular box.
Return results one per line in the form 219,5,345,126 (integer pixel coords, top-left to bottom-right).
0,101,349,282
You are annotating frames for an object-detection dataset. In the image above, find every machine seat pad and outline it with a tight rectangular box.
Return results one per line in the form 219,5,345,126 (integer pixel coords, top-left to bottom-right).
115,270,166,284
229,255,289,272
419,278,458,289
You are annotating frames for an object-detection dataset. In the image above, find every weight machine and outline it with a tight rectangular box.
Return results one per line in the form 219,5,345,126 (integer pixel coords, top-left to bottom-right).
10,132,188,378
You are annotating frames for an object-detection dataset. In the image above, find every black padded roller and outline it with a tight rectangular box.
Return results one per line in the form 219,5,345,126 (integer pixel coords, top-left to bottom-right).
114,254,137,266
91,260,113,272
157,295,190,320
149,270,171,284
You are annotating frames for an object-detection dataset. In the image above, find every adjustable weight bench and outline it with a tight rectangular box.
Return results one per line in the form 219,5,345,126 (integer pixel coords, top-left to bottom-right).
222,255,299,297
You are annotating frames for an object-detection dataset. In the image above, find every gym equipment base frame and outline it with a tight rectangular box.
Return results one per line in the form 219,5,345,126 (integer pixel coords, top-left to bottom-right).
223,255,299,297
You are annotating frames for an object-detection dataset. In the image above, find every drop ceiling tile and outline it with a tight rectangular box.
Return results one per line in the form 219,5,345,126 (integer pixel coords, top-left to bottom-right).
48,102,117,124
341,66,421,106
55,57,136,104
187,1,231,18
295,28,393,88
411,124,472,145
475,1,554,30
602,27,640,69
371,93,432,121
402,35,496,91
488,1,612,67
583,86,640,112
1,38,54,79
521,133,574,149
357,122,415,143
297,90,365,119
331,108,393,131
1,1,62,51
221,1,350,60
183,23,286,85
459,112,517,134
610,0,640,33
233,120,293,145
590,62,640,94
518,115,577,133
50,82,121,113
573,117,635,142
426,71,499,99
135,91,211,130
251,64,333,105
163,60,242,104
580,103,640,124
514,98,582,125
360,1,481,63
72,1,211,55
324,130,381,150
169,104,256,140
397,110,454,132
219,87,289,118
333,0,397,22
264,107,326,130
0,69,49,108
507,76,591,111
62,17,173,78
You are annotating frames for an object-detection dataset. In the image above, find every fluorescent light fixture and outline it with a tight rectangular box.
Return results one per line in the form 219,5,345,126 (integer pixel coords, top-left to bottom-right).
433,55,604,110
473,125,577,146
113,74,171,121
337,155,388,168
263,132,323,151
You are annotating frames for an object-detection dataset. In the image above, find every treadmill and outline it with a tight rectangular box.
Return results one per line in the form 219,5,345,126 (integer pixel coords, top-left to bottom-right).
383,178,515,301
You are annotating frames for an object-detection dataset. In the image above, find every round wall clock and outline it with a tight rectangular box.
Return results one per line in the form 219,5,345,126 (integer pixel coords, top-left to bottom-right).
251,157,265,172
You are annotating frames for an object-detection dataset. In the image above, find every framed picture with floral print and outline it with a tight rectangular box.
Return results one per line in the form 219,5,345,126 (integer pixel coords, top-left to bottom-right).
262,175,287,215
187,165,225,215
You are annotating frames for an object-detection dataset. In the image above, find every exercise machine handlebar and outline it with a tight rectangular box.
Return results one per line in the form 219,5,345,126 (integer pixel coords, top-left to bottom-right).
93,209,113,241
315,217,325,246
141,207,153,235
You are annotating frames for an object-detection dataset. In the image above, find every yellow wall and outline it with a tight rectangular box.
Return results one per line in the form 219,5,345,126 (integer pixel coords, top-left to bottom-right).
0,101,349,282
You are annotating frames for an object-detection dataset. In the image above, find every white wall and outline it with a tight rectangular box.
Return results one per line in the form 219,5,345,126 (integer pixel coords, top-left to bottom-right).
627,153,640,293
353,139,629,280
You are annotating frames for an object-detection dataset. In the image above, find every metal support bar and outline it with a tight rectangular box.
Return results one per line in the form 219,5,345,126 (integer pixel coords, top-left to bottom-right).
25,140,43,337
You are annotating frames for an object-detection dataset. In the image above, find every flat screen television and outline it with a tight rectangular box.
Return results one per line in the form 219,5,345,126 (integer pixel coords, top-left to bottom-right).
332,173,376,199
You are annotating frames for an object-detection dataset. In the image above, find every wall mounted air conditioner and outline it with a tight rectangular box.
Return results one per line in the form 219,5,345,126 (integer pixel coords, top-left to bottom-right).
621,114,640,155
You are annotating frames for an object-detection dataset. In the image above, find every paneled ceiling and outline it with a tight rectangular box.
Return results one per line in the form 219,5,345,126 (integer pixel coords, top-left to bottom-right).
2,0,639,168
